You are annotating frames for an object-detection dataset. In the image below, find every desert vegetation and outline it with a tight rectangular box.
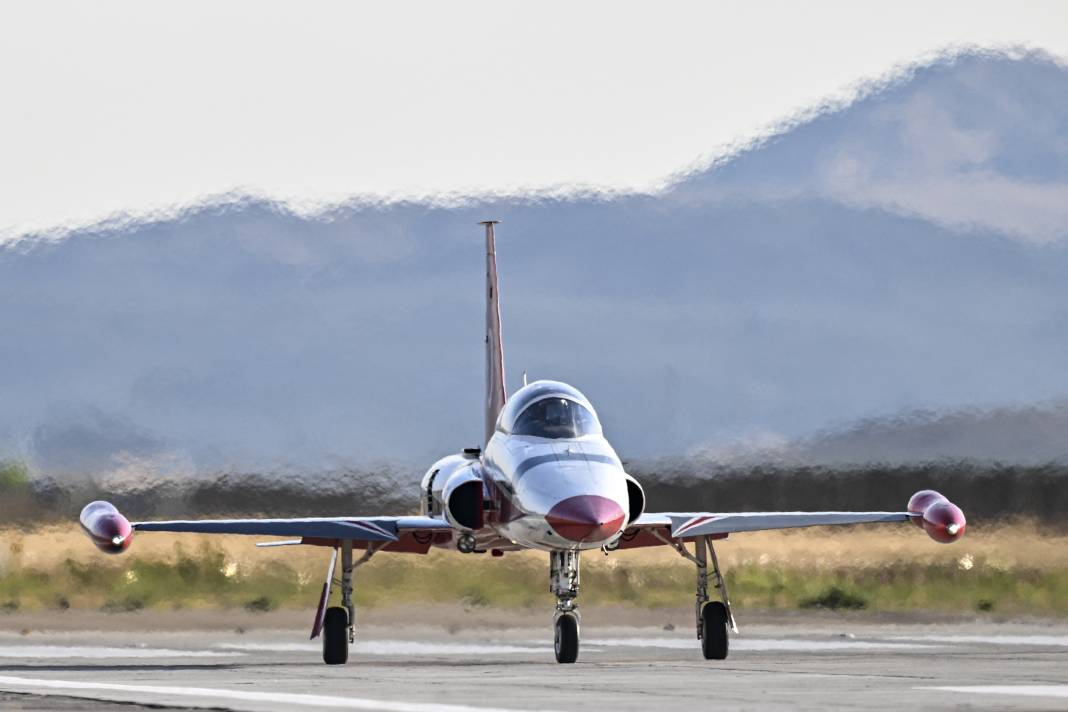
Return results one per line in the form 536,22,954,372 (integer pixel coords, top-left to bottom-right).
2,456,1066,617
1,520,1064,617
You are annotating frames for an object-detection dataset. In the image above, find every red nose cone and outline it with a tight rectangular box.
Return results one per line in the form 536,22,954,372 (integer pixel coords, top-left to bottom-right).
546,495,626,543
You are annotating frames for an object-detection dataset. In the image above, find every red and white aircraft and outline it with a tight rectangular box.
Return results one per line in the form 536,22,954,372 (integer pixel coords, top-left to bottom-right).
80,221,967,665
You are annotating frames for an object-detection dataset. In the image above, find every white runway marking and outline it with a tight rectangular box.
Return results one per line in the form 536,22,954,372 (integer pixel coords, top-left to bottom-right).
0,676,564,712
583,637,934,651
218,641,549,655
895,634,1068,647
925,685,1068,700
0,645,241,659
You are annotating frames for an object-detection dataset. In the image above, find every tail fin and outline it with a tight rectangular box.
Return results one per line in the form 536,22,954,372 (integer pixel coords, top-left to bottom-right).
482,220,507,446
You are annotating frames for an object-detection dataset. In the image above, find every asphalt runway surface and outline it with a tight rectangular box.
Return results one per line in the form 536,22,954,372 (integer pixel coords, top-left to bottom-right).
0,615,1066,711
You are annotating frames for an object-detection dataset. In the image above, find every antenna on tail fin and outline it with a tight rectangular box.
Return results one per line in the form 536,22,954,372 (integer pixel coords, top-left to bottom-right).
481,221,506,446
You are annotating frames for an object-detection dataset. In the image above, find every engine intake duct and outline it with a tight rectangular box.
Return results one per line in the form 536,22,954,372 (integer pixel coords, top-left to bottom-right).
442,470,484,531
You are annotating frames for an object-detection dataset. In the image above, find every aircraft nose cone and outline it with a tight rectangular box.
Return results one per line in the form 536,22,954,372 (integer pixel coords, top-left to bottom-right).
546,495,626,543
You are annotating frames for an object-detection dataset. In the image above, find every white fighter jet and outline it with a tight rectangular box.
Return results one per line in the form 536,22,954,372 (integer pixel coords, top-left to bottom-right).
80,221,967,665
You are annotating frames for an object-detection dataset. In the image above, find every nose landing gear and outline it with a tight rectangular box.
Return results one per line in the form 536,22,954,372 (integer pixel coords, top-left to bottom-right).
550,549,581,663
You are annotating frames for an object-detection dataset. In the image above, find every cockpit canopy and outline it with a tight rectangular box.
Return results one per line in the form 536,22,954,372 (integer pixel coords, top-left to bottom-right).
498,380,603,440
513,397,600,439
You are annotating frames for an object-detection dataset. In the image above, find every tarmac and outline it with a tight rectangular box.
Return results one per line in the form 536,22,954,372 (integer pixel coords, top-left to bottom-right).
0,611,1065,711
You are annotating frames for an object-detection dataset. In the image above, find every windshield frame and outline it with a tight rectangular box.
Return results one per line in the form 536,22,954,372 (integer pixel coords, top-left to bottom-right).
496,380,602,436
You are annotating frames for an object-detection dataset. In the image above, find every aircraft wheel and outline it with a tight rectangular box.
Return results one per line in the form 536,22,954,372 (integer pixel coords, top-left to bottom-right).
322,606,350,665
554,613,579,664
700,601,729,660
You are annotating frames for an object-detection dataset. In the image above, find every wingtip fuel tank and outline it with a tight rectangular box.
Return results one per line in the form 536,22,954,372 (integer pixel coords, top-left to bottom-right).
907,490,966,543
79,500,133,554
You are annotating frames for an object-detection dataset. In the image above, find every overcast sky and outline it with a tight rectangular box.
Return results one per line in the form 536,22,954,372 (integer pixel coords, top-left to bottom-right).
1,1,1066,240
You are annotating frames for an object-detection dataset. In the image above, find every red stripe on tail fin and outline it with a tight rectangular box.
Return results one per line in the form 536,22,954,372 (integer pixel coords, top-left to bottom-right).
482,221,507,445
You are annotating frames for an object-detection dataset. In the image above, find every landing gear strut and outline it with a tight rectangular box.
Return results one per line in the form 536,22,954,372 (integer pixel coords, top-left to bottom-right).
550,549,580,663
694,535,734,659
657,532,737,660
321,540,380,665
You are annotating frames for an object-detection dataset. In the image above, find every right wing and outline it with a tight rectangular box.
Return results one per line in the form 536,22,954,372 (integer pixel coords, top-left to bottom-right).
133,515,448,540
133,515,455,553
81,500,456,555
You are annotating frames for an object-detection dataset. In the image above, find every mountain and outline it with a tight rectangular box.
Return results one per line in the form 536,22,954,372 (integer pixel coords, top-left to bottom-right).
2,49,1068,478
673,48,1068,242
688,400,1068,467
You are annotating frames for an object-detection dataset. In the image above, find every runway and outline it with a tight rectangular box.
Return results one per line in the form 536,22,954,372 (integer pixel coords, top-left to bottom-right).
0,616,1065,711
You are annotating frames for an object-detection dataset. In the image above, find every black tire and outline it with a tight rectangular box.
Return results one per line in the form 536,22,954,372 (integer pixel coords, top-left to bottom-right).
700,601,729,660
554,613,579,664
322,606,349,665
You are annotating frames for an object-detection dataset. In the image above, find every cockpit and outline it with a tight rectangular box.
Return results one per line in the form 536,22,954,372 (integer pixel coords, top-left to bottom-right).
513,397,600,439
498,380,603,440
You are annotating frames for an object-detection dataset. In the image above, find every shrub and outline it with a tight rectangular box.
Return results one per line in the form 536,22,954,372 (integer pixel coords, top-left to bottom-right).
799,586,867,610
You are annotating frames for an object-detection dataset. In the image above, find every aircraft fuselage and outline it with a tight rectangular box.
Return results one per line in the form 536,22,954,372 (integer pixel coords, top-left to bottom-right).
422,380,638,552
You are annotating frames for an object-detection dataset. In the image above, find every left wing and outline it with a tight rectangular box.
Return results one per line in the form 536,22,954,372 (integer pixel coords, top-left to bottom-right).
641,511,910,538
617,499,964,550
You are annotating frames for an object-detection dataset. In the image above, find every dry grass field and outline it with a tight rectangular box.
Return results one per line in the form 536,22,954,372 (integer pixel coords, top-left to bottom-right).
1,520,1065,616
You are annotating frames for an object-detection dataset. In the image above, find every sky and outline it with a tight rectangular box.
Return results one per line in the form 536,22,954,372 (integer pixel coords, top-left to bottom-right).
1,1,1067,240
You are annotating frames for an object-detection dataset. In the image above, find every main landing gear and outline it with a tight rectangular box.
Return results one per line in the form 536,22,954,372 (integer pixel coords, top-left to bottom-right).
657,532,738,660
550,549,580,663
692,535,737,660
321,540,381,665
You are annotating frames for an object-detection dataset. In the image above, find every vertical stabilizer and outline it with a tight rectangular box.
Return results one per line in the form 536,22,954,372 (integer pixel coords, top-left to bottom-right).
482,220,507,445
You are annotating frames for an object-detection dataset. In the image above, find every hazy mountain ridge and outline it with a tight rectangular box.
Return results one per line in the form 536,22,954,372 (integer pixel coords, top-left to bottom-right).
673,48,1068,240
687,399,1068,467
3,50,1068,476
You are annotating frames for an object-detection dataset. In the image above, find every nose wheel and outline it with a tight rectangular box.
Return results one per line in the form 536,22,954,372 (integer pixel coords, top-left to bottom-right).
554,612,579,663
549,550,581,663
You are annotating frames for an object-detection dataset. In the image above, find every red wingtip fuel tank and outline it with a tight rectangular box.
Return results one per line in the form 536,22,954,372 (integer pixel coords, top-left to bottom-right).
79,501,133,554
907,490,966,543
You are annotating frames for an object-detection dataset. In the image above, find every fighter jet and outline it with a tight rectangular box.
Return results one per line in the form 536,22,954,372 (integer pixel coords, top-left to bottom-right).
80,221,967,665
